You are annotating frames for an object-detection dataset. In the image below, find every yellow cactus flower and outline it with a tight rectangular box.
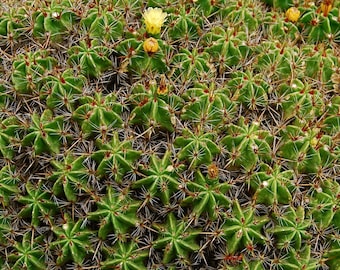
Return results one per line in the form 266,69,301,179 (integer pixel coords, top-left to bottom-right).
285,7,300,23
143,7,167,35
143,37,159,54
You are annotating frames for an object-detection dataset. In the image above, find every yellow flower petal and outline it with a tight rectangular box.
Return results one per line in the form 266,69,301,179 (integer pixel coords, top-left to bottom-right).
143,7,167,35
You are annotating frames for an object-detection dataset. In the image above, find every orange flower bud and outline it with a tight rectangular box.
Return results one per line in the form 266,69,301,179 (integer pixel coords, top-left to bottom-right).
285,7,300,22
143,37,159,54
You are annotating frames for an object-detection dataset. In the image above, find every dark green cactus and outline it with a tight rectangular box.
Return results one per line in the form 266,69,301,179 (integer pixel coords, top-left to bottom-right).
250,163,295,205
17,181,56,227
278,125,335,173
279,79,324,122
68,39,112,78
0,7,26,42
172,48,214,82
101,240,148,270
73,92,123,139
0,0,339,268
167,6,200,42
81,6,124,43
181,169,230,220
223,200,269,254
49,153,88,202
0,116,21,159
261,0,295,9
324,237,340,270
0,165,20,207
180,82,237,130
11,50,56,94
91,132,141,182
8,232,46,270
51,214,93,265
308,179,340,229
269,206,311,250
280,245,320,270
202,26,244,72
221,117,272,171
32,1,78,41
152,213,200,264
88,186,140,239
174,128,220,168
22,109,65,155
116,37,169,75
129,81,182,132
133,150,183,204
41,68,86,111
227,70,269,110
300,4,340,43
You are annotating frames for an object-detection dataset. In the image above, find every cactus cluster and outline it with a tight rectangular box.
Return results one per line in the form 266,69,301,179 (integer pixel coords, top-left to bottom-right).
0,0,339,269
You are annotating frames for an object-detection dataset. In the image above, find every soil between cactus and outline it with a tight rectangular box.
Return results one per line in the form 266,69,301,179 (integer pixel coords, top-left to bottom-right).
0,0,339,269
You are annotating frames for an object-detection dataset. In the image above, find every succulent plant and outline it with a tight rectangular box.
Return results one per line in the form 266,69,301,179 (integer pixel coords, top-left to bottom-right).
323,236,340,270
68,39,112,78
269,206,311,250
17,181,56,227
129,81,182,132
174,128,220,168
50,214,93,265
101,240,148,270
261,0,295,10
81,6,124,43
308,178,340,229
152,212,200,264
0,116,20,159
133,150,183,204
181,169,230,220
249,163,295,205
91,132,141,182
8,232,46,269
278,125,336,173
0,165,19,207
223,200,269,254
227,70,269,110
221,117,272,171
22,109,65,155
88,186,140,239
1,0,339,268
31,1,78,41
0,7,26,44
300,3,340,43
49,153,88,202
281,245,320,270
73,92,123,139
180,82,237,130
172,48,214,82
40,68,86,111
11,50,56,94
